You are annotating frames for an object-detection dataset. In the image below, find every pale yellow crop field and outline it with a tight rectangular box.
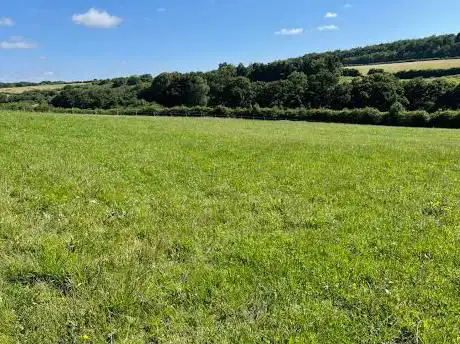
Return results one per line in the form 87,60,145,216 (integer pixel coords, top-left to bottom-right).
347,59,460,74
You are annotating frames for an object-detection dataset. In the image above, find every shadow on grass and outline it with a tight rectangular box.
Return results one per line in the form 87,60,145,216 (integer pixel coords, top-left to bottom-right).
7,271,73,295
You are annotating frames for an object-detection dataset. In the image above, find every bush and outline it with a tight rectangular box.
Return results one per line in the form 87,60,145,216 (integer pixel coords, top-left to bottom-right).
389,101,405,116
342,69,361,77
368,68,385,75
213,105,230,117
429,110,460,128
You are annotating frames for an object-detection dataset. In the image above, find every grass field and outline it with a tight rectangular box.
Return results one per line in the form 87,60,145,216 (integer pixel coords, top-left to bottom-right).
0,111,459,343
346,58,460,74
0,84,74,94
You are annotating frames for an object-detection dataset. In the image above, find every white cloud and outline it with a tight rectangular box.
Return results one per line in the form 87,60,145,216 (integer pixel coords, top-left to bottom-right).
156,8,166,13
275,28,304,36
44,71,54,76
72,8,123,29
0,37,37,50
0,17,14,27
325,12,338,18
344,4,352,8
316,25,339,31
9,35,24,42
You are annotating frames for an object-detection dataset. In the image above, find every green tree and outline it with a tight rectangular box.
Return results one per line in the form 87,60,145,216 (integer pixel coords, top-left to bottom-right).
351,73,407,111
304,55,341,108
127,76,142,86
439,83,460,109
331,82,352,110
139,74,153,83
285,72,309,108
404,78,451,111
217,63,237,78
368,68,385,75
112,78,127,88
182,75,210,106
141,73,209,107
223,77,252,107
236,63,248,77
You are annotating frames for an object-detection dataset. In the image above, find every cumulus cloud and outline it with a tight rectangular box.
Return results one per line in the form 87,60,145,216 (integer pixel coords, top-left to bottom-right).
0,37,37,49
325,12,338,18
0,17,14,27
72,8,123,29
316,25,339,31
43,71,55,77
275,28,304,36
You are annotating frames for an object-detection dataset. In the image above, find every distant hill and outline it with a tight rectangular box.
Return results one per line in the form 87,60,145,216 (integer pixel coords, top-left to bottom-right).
215,33,460,82
2,32,460,87
335,33,460,66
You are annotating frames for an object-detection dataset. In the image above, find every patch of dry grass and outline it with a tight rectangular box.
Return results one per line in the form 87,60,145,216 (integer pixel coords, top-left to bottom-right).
347,58,460,74
0,84,74,94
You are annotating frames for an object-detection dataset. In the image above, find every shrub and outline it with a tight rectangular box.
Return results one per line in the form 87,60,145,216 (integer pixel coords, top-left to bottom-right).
429,110,460,128
5,104,460,129
213,105,230,117
342,69,361,77
368,68,385,75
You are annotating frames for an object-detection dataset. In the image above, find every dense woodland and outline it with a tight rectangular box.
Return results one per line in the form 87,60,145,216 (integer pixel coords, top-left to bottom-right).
1,33,460,117
2,61,459,113
333,33,460,65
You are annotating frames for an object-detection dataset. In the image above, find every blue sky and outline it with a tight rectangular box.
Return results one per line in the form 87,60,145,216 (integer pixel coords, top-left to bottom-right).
1,0,459,82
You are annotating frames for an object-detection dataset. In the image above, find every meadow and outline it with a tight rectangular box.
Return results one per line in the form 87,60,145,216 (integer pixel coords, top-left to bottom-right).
0,111,459,343
346,58,460,74
0,84,73,94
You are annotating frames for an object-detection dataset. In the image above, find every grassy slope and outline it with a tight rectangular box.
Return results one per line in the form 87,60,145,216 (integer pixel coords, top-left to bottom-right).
0,84,74,94
346,58,460,74
0,112,459,343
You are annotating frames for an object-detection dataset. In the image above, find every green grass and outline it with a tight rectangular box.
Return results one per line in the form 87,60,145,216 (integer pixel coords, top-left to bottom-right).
346,58,460,74
0,111,459,343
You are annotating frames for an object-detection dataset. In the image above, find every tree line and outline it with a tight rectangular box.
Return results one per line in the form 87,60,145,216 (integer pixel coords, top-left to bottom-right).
344,67,460,79
335,33,460,65
1,67,459,113
394,67,460,79
3,102,460,129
